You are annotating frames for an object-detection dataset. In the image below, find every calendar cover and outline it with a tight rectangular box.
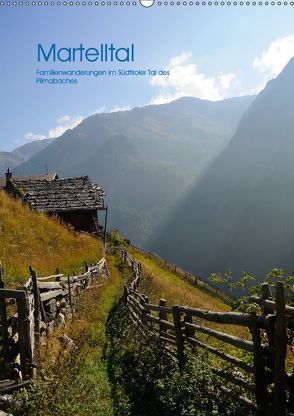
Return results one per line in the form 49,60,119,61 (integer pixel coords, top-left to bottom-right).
0,3,293,416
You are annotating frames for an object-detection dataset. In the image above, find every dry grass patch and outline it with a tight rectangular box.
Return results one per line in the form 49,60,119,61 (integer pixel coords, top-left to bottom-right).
0,191,103,284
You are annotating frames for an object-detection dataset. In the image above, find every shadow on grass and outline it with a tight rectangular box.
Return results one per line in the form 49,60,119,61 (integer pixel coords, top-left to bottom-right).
103,297,257,416
103,298,177,416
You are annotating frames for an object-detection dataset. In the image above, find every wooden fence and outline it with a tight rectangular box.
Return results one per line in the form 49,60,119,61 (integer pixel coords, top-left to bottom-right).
0,257,108,393
121,249,294,416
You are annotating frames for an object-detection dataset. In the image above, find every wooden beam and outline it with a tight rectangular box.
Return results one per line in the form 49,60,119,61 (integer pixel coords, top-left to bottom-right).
179,306,252,326
273,282,287,416
0,289,27,299
172,305,185,367
186,337,254,373
184,322,254,352
0,264,9,366
17,294,34,379
250,313,268,415
40,289,63,302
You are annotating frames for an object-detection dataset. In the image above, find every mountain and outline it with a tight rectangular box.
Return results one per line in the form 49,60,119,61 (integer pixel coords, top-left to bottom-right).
14,96,254,246
0,138,54,175
12,138,55,161
0,151,24,172
152,58,294,283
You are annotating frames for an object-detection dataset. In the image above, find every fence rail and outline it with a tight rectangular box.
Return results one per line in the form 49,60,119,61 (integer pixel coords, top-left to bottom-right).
121,248,294,416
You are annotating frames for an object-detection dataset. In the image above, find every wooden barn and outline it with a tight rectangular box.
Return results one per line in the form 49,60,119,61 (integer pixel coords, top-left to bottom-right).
3,169,107,237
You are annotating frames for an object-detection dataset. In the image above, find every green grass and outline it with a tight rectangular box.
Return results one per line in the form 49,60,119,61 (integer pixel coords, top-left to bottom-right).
129,247,230,311
0,191,103,284
27,253,123,416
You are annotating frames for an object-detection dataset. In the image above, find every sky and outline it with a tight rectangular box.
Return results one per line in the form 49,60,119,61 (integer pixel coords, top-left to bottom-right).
1,5,294,150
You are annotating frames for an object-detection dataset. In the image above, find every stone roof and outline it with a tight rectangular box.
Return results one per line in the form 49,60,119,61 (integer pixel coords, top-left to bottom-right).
11,176,105,212
0,173,58,189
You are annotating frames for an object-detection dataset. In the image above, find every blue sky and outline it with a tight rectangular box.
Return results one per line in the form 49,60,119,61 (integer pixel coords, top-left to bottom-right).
1,6,294,150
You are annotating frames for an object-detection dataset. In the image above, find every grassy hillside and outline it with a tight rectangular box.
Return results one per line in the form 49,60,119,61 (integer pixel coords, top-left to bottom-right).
0,191,103,284
129,247,230,311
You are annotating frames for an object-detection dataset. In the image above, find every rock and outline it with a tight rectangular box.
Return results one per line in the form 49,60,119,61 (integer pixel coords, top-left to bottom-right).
0,410,13,416
0,394,14,410
56,312,65,327
59,298,67,308
47,321,55,333
44,299,57,315
39,321,47,334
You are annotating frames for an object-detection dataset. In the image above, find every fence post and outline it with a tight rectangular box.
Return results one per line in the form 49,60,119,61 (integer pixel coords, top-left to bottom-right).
142,295,150,329
123,285,128,305
55,268,60,281
17,293,34,379
172,305,185,367
30,266,41,354
159,299,167,337
0,262,9,368
250,312,268,415
260,283,275,365
273,282,287,416
68,276,73,313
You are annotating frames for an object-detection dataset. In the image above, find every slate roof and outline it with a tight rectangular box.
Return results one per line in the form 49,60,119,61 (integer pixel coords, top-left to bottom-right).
0,173,58,189
11,176,105,212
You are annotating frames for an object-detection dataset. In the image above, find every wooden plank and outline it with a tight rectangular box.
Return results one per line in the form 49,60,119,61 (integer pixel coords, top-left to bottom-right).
0,264,9,366
0,379,32,394
273,282,287,416
17,294,34,379
40,289,63,301
0,289,27,299
37,282,63,290
184,322,254,352
159,335,177,346
212,368,255,393
186,337,254,373
0,379,12,385
30,267,40,355
37,274,64,281
179,306,252,326
145,303,173,314
146,314,175,330
67,276,73,312
250,313,268,415
172,305,185,367
159,299,168,337
127,297,145,313
250,295,294,317
219,385,257,410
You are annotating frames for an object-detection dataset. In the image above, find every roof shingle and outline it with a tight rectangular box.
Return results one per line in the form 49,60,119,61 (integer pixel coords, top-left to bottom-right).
12,176,105,212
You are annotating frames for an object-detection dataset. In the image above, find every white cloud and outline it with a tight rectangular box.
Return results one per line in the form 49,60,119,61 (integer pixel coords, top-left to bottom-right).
56,115,71,124
253,34,294,80
24,114,84,143
218,73,235,90
149,52,236,105
25,132,47,142
91,107,106,115
48,115,84,139
23,106,131,144
110,105,131,112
